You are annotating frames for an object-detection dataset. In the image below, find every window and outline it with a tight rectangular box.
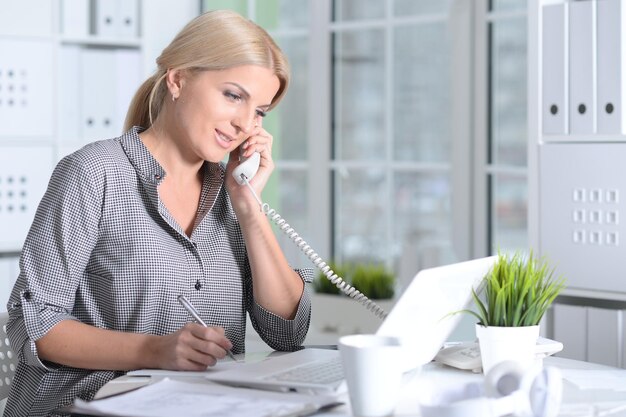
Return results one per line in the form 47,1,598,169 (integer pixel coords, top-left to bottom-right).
207,0,529,279
330,1,461,281
485,0,528,252
203,0,315,265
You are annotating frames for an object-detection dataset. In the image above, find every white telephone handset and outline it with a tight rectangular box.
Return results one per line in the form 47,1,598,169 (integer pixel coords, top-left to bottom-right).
231,151,387,318
233,152,261,185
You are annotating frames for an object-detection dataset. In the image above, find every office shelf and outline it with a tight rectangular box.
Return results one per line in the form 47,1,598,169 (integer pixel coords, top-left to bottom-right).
59,35,141,49
0,0,199,304
529,0,626,368
541,134,626,143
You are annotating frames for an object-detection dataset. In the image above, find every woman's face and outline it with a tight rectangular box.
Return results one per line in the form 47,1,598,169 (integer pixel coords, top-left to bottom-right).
169,65,280,163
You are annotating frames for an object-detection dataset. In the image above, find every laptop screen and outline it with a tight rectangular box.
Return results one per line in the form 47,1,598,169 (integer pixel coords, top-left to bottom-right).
376,256,497,371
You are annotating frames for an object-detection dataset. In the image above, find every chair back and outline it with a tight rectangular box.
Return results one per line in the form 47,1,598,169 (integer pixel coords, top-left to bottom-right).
0,312,16,400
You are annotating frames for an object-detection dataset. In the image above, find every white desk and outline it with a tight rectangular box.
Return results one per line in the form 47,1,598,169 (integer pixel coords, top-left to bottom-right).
95,355,626,416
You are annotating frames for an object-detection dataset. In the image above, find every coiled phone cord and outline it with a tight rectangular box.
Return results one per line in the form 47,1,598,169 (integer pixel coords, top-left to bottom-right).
241,177,387,319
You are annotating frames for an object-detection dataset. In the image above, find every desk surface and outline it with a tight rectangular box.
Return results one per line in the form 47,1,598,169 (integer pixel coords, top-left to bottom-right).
95,355,626,417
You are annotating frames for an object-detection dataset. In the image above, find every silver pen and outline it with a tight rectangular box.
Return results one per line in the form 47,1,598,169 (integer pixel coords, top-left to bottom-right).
177,294,238,362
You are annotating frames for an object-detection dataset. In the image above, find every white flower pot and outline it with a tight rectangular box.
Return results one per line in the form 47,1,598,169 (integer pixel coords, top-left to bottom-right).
310,293,394,336
475,324,540,374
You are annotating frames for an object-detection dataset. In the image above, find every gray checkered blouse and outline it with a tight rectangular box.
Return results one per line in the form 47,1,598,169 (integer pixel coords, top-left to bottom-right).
4,127,313,417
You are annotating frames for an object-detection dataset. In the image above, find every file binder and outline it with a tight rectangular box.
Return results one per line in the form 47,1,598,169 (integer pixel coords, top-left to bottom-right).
57,45,81,142
568,0,596,135
94,0,139,38
596,0,626,135
80,48,117,141
94,0,118,37
114,49,142,135
569,0,596,135
542,3,568,135
61,0,90,38
117,0,139,38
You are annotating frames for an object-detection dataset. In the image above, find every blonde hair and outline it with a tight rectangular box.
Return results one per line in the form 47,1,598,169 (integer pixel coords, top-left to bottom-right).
124,10,290,130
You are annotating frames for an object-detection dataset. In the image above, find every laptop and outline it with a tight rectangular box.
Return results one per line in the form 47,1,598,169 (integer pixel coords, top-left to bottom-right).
206,256,498,394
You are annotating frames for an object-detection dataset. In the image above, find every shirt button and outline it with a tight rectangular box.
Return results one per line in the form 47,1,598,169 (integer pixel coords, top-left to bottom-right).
23,290,32,300
194,281,202,291
154,174,161,180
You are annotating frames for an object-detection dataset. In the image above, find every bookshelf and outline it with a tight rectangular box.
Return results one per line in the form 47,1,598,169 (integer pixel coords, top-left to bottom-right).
528,0,626,367
0,0,200,310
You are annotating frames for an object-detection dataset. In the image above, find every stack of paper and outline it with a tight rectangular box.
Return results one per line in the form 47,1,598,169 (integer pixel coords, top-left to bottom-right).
61,378,342,417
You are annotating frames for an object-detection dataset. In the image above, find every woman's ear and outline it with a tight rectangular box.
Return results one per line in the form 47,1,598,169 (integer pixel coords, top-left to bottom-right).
165,68,184,101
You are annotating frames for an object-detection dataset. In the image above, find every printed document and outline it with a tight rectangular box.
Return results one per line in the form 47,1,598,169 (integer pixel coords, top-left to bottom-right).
61,378,341,417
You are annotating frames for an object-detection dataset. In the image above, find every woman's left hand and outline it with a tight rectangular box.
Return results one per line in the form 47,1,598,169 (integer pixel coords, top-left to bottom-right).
225,123,274,213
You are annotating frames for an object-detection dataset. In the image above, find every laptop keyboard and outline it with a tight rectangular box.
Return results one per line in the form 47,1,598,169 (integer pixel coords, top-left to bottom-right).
263,356,344,385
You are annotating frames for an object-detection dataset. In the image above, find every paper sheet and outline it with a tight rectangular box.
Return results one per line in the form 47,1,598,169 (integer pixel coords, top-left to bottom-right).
127,351,273,377
558,402,626,417
67,378,340,417
563,369,626,392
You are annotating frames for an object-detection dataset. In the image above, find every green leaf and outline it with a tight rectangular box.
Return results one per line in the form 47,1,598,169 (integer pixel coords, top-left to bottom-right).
471,288,489,325
451,250,566,327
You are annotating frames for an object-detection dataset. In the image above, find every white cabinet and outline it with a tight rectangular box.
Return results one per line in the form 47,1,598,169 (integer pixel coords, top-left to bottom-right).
587,307,621,367
0,0,199,249
0,256,19,313
0,0,54,37
530,0,626,295
553,304,588,361
529,0,626,368
0,0,198,299
0,39,54,138
553,303,624,368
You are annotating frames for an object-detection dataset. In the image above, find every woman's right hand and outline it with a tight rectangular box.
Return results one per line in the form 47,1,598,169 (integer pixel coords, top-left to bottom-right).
151,323,233,371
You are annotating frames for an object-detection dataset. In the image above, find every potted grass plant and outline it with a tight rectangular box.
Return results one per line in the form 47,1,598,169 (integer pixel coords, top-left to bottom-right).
462,251,565,373
350,264,395,301
311,262,395,335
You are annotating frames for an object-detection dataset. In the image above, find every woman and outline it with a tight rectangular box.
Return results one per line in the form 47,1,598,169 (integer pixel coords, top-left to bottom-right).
4,10,311,416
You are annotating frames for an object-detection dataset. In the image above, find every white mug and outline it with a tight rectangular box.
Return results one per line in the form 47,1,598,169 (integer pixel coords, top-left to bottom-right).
339,334,404,417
